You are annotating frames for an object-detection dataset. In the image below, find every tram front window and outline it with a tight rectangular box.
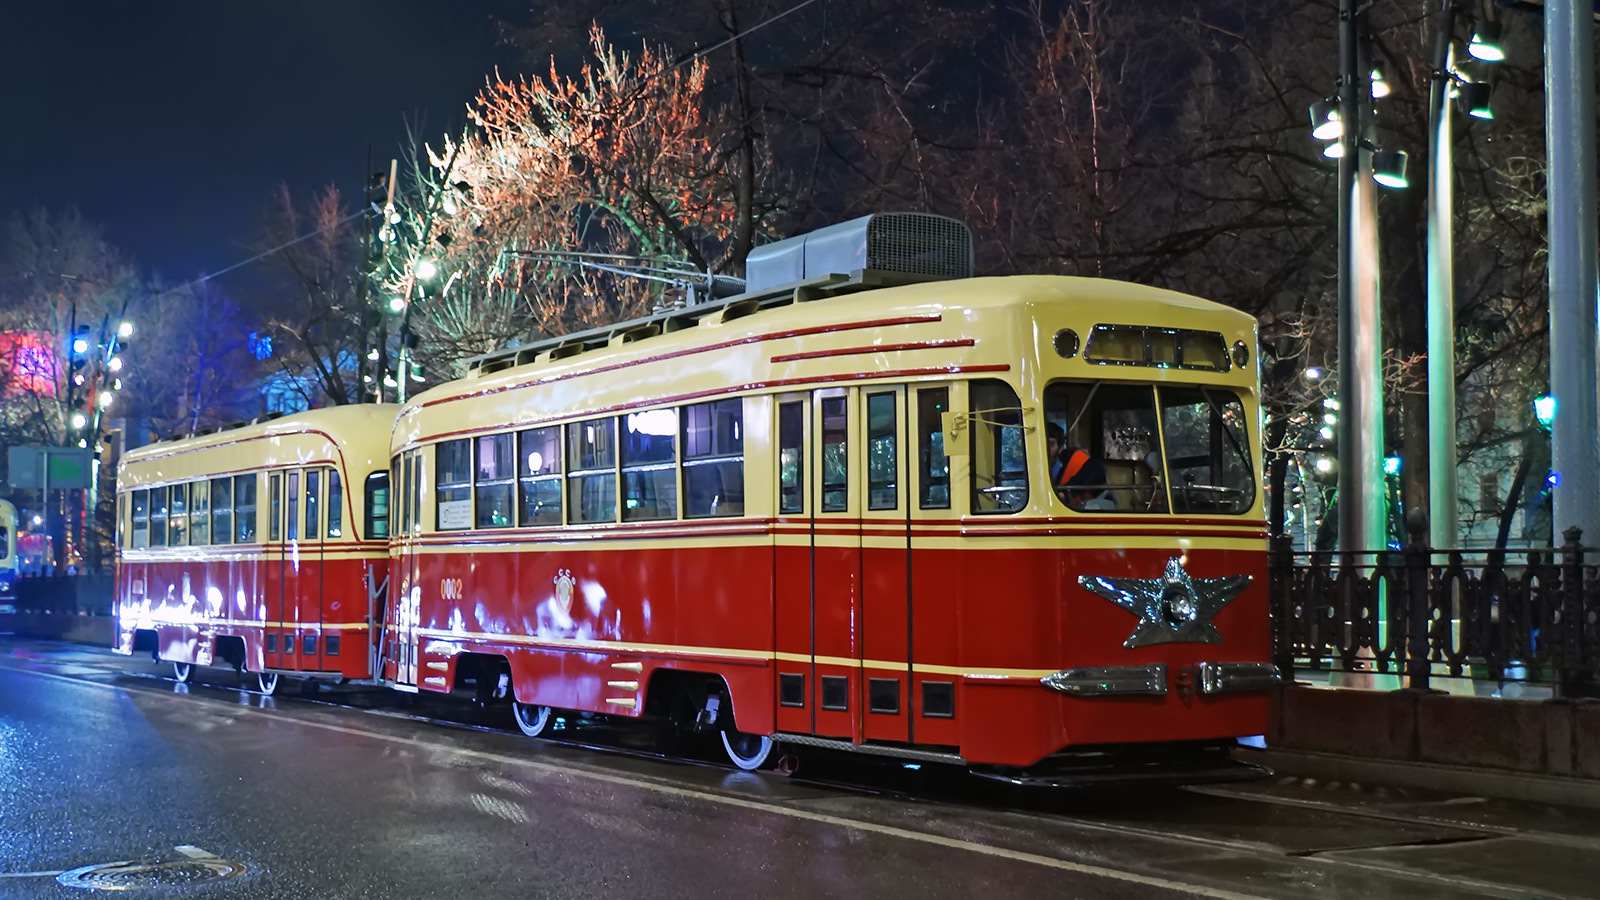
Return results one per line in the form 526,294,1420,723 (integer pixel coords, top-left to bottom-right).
1043,381,1254,515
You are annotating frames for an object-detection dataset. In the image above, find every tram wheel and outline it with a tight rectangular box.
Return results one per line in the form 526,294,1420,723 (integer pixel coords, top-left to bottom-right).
512,702,552,738
172,662,193,683
721,730,774,771
257,672,281,696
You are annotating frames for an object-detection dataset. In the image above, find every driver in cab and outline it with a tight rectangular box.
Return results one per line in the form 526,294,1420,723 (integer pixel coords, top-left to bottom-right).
1046,422,1106,510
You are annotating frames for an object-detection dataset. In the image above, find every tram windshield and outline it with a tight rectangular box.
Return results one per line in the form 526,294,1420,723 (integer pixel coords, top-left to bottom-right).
1043,381,1255,515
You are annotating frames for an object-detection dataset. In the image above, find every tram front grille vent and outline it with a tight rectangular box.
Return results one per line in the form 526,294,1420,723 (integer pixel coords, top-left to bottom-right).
745,213,974,294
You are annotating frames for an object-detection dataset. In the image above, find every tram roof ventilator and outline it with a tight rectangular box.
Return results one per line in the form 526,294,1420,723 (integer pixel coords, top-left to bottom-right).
467,212,974,377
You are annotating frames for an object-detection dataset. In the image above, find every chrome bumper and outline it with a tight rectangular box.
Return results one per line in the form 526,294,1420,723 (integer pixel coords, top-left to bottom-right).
1041,664,1168,696
1040,662,1282,697
1197,662,1282,694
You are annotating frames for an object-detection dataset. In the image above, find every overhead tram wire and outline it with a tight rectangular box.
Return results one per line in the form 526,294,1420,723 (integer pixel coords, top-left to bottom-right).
144,209,367,302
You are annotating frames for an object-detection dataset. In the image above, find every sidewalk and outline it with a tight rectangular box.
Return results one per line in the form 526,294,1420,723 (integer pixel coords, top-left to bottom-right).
1239,746,1600,810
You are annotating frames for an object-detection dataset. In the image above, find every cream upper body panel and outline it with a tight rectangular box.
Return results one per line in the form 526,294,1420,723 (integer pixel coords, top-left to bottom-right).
394,275,1258,454
118,405,401,491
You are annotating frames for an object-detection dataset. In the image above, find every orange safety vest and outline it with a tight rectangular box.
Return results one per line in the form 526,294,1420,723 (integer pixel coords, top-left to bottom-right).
1056,449,1089,487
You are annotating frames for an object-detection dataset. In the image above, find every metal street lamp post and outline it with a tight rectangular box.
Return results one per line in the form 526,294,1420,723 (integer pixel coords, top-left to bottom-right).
1544,0,1600,544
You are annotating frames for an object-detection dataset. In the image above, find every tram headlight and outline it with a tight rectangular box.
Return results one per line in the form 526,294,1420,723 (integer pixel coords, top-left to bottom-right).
1232,340,1249,369
1052,328,1080,359
1162,585,1198,626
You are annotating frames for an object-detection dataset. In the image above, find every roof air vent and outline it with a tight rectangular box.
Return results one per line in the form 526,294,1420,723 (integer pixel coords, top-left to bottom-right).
745,213,973,294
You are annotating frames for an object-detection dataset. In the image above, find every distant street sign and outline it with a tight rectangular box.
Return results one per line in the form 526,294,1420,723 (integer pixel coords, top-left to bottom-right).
7,446,92,490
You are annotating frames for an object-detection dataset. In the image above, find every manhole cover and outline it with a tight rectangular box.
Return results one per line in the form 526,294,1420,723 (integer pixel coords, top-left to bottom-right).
56,857,248,891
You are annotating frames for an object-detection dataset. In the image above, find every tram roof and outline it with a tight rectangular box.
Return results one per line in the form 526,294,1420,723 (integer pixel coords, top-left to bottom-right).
120,403,402,467
407,273,1254,415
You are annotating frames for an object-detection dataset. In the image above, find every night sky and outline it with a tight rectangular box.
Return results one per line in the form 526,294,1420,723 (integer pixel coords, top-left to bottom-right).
2,2,527,286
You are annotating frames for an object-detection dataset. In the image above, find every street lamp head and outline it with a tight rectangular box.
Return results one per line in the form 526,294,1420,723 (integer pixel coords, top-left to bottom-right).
1304,366,1325,381
72,337,90,355
367,348,380,361
97,390,113,408
1457,81,1493,120
1468,21,1504,63
117,321,134,339
1534,394,1556,429
70,412,87,429
108,356,124,372
1372,148,1410,189
387,295,407,314
1314,457,1335,475
415,258,439,281
1322,140,1345,159
441,193,459,217
1383,456,1402,476
1369,65,1391,99
1308,100,1343,141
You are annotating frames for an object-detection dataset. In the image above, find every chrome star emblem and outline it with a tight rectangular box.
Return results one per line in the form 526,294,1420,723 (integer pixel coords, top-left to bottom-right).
1078,557,1251,649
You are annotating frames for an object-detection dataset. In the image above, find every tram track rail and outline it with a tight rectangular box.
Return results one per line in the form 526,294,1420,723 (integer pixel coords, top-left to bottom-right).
7,646,1596,900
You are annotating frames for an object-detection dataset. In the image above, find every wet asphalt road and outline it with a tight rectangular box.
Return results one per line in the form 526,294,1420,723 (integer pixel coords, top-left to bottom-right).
3,640,1600,899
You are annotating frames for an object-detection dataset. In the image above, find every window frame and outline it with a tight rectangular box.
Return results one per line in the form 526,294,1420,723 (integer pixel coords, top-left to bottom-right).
566,416,618,525
434,439,473,531
517,427,563,527
473,432,516,529
210,476,233,546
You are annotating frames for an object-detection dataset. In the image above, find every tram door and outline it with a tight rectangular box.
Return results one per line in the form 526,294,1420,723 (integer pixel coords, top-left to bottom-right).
264,472,286,671
808,388,860,740
300,468,326,671
858,385,912,744
772,394,813,735
385,449,423,686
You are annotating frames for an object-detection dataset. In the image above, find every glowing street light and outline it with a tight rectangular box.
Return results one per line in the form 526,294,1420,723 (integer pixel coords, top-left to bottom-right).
387,296,407,314
367,348,380,361
97,390,113,408
70,412,87,429
1534,394,1556,430
108,356,124,372
1467,21,1504,63
117,321,134,339
415,258,439,281
1315,457,1335,475
1309,100,1343,140
1372,148,1410,189
72,336,90,354
1304,366,1325,382
1370,65,1391,99
1383,455,1402,476
1457,81,1493,120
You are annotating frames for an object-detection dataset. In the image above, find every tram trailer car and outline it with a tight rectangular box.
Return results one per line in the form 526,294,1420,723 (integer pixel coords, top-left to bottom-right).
114,405,398,693
386,214,1278,779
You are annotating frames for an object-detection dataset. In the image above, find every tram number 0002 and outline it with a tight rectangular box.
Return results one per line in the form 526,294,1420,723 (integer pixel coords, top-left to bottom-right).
440,578,465,601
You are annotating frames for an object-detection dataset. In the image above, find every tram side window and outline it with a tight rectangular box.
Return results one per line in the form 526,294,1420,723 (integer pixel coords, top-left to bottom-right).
1043,381,1164,513
327,470,343,538
623,408,678,521
131,489,149,549
682,399,743,518
518,427,562,526
820,397,848,512
969,379,1028,514
918,388,951,509
435,439,473,531
268,473,282,541
168,483,189,546
117,494,126,549
305,469,321,540
235,473,257,543
365,471,389,540
149,485,168,547
778,402,804,514
474,433,515,528
211,477,233,545
190,480,210,545
567,417,617,524
867,392,898,511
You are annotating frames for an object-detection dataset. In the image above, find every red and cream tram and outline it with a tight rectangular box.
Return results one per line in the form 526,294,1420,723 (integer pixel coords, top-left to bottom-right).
380,214,1277,776
114,405,396,693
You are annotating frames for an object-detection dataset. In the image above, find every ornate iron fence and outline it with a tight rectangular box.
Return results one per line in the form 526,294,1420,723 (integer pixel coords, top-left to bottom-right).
1270,526,1600,695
